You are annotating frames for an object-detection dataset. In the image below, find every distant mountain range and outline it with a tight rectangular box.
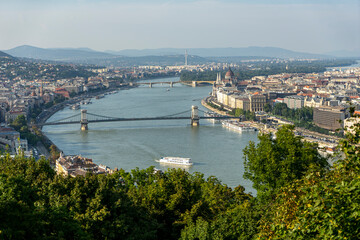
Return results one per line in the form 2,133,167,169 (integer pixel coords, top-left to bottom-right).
106,47,331,59
2,45,359,66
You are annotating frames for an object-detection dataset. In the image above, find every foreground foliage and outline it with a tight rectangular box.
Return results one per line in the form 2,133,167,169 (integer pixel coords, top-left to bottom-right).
257,160,360,239
0,156,253,239
256,125,360,239
243,125,329,200
0,124,359,239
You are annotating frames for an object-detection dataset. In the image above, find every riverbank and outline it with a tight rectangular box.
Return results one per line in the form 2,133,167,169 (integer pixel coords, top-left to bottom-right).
201,96,340,154
34,85,135,157
36,86,133,126
201,96,231,116
35,76,188,159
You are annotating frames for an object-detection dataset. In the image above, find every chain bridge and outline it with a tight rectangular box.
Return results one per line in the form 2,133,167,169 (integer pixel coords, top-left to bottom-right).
36,106,235,130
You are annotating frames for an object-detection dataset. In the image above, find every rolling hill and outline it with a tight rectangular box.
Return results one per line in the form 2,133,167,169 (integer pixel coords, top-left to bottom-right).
2,45,341,67
0,50,12,58
3,45,116,61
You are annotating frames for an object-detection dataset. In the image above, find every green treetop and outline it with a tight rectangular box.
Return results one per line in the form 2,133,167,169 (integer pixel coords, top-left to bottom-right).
243,125,329,200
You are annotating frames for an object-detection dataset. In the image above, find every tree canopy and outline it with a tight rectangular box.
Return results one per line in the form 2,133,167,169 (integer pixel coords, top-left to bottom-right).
9,115,40,145
0,156,252,239
243,125,329,200
256,122,360,239
1,122,359,239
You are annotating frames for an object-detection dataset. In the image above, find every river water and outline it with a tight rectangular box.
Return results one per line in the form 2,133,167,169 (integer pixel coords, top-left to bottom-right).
43,77,258,192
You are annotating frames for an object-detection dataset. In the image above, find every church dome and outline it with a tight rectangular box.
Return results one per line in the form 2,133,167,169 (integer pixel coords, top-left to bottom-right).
225,68,234,80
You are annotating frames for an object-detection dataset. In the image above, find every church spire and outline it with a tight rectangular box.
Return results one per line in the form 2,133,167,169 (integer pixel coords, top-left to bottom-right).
216,72,221,84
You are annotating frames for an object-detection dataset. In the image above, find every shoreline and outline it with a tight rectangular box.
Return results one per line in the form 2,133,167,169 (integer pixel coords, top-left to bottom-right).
35,85,134,157
201,96,232,116
35,76,181,159
36,76,182,128
38,81,219,164
37,86,133,126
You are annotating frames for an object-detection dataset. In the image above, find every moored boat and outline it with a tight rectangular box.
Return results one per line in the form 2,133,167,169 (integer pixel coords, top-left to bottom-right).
221,120,257,132
71,104,80,110
204,111,221,123
95,94,105,100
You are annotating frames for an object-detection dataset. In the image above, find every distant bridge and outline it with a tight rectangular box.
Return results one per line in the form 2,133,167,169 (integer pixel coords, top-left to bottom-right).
36,106,234,130
133,80,215,88
133,81,180,88
180,81,215,87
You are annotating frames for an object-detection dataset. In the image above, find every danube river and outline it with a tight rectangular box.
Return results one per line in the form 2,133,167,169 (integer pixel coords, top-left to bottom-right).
43,77,258,192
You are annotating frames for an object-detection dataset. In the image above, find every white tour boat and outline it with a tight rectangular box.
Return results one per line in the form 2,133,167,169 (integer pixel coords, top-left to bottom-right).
158,157,193,166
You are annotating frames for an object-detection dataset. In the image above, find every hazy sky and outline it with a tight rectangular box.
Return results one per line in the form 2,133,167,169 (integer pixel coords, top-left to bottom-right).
1,0,359,53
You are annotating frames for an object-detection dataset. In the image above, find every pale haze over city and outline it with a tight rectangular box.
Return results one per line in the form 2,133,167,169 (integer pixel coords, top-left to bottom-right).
1,0,359,53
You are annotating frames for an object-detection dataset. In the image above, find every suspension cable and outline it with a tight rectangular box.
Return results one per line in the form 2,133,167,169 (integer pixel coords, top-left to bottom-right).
159,109,191,117
46,113,81,123
87,112,120,119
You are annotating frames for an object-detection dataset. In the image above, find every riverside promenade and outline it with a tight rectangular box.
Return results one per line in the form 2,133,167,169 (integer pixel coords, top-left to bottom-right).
201,96,231,116
35,86,132,157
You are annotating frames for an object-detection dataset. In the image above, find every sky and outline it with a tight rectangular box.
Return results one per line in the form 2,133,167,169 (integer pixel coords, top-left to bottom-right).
0,0,359,53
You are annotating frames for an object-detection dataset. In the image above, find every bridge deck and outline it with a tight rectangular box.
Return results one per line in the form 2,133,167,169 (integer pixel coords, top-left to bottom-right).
135,81,180,84
37,116,235,126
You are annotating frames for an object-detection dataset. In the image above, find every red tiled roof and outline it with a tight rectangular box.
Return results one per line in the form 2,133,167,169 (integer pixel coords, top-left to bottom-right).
0,127,16,132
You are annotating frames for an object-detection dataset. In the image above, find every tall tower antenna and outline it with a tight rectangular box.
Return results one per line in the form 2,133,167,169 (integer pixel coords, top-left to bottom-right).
40,79,43,97
185,50,188,66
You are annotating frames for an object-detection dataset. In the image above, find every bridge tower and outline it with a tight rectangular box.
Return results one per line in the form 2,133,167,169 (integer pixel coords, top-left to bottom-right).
80,109,88,131
191,105,199,126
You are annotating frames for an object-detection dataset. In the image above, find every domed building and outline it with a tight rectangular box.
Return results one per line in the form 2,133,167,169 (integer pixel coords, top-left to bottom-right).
218,67,237,87
225,68,234,80
212,67,238,96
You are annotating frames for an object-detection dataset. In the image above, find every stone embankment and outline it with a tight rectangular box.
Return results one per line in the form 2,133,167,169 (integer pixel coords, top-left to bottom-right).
201,97,231,116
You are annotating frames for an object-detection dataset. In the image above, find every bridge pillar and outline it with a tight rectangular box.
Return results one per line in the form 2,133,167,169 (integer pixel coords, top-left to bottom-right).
192,81,197,87
149,83,152,88
80,109,88,131
170,82,173,88
191,105,199,126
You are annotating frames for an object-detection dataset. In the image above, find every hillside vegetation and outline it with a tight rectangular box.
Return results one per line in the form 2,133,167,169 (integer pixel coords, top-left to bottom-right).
0,124,359,239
